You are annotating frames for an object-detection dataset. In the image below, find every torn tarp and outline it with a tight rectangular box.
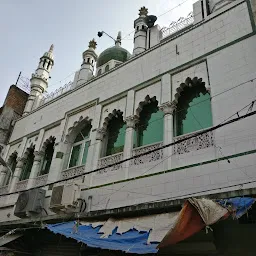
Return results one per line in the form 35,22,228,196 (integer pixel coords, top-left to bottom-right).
46,212,179,254
47,222,159,254
217,197,255,218
158,198,229,248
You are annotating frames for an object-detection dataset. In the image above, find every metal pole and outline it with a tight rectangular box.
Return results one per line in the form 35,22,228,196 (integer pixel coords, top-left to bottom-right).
15,71,22,86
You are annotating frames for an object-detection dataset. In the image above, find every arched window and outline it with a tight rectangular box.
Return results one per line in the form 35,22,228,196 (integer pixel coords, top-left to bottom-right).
98,69,102,76
47,61,51,70
20,146,35,181
68,124,92,168
39,137,55,175
105,65,109,72
134,97,164,147
43,59,47,68
175,82,212,136
4,152,17,185
104,111,126,156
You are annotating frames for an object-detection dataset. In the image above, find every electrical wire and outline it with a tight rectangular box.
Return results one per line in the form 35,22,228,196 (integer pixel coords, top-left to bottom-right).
122,0,192,39
1,108,256,197
48,77,256,160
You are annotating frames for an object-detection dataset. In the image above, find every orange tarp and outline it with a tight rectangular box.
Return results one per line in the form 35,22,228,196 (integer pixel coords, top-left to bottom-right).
158,201,205,248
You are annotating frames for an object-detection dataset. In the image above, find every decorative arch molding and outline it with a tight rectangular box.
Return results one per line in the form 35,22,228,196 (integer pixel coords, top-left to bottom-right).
23,144,35,159
40,136,56,153
173,77,208,105
135,95,158,117
102,109,124,131
65,116,92,143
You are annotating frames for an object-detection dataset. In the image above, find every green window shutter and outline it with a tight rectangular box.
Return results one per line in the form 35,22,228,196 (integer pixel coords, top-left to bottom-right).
81,141,90,165
106,116,126,156
20,153,34,181
137,110,164,147
68,144,81,168
176,91,212,136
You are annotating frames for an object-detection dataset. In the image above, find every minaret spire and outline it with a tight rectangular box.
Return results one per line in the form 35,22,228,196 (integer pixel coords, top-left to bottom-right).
115,31,122,46
49,44,54,52
23,45,54,115
76,39,98,86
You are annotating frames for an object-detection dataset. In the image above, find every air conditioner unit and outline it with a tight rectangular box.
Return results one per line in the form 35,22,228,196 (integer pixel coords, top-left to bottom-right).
14,189,46,218
50,184,81,213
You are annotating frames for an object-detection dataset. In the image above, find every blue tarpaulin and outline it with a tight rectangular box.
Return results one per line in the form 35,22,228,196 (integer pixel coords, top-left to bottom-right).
217,197,255,218
47,222,158,254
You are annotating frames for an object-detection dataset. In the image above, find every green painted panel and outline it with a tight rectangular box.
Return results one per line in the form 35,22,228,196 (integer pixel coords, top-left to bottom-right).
68,144,81,168
82,141,90,164
177,92,212,136
20,152,34,181
136,110,164,147
106,123,126,155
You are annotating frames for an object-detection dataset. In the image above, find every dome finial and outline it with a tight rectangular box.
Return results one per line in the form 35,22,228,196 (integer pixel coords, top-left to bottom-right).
49,44,54,52
115,31,122,46
139,6,148,16
89,39,97,49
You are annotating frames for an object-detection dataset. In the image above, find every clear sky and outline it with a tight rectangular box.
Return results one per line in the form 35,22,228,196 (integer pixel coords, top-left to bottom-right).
0,0,196,105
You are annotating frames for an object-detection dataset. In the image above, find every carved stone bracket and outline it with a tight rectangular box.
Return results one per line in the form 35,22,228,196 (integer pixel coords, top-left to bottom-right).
16,157,26,169
159,101,177,115
34,151,44,162
96,128,107,141
124,115,139,129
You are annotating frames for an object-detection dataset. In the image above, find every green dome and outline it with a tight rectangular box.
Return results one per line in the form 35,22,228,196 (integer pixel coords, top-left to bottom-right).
96,45,131,68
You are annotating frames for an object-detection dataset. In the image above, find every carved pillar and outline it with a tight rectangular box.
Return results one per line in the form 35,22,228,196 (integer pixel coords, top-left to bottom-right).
9,157,25,192
123,115,139,178
46,142,64,185
89,128,106,186
27,151,44,189
159,101,176,169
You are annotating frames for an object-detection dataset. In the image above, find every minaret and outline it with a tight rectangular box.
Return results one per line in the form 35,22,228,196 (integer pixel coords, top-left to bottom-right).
77,39,98,86
133,7,148,55
23,45,54,115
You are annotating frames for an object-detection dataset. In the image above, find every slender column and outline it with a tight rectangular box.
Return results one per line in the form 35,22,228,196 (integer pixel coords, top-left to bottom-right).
90,128,106,186
47,142,64,184
123,115,139,178
159,101,176,169
9,157,26,192
27,151,43,189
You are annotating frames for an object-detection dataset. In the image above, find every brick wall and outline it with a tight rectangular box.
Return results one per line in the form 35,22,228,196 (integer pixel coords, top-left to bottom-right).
4,85,28,115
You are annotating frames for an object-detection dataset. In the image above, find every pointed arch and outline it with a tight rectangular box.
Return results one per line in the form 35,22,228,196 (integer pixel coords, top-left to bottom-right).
174,77,212,136
65,116,92,169
101,109,126,156
173,77,207,105
134,95,164,148
20,145,35,181
38,136,56,176
65,116,92,143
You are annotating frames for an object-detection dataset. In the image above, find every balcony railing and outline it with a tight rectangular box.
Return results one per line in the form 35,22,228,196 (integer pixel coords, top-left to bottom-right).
0,185,8,195
15,179,28,191
161,12,194,39
173,130,214,155
131,142,163,166
61,165,85,180
98,152,123,174
34,174,48,187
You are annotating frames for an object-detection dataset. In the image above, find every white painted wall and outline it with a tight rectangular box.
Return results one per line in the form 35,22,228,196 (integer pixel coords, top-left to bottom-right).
1,0,256,222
